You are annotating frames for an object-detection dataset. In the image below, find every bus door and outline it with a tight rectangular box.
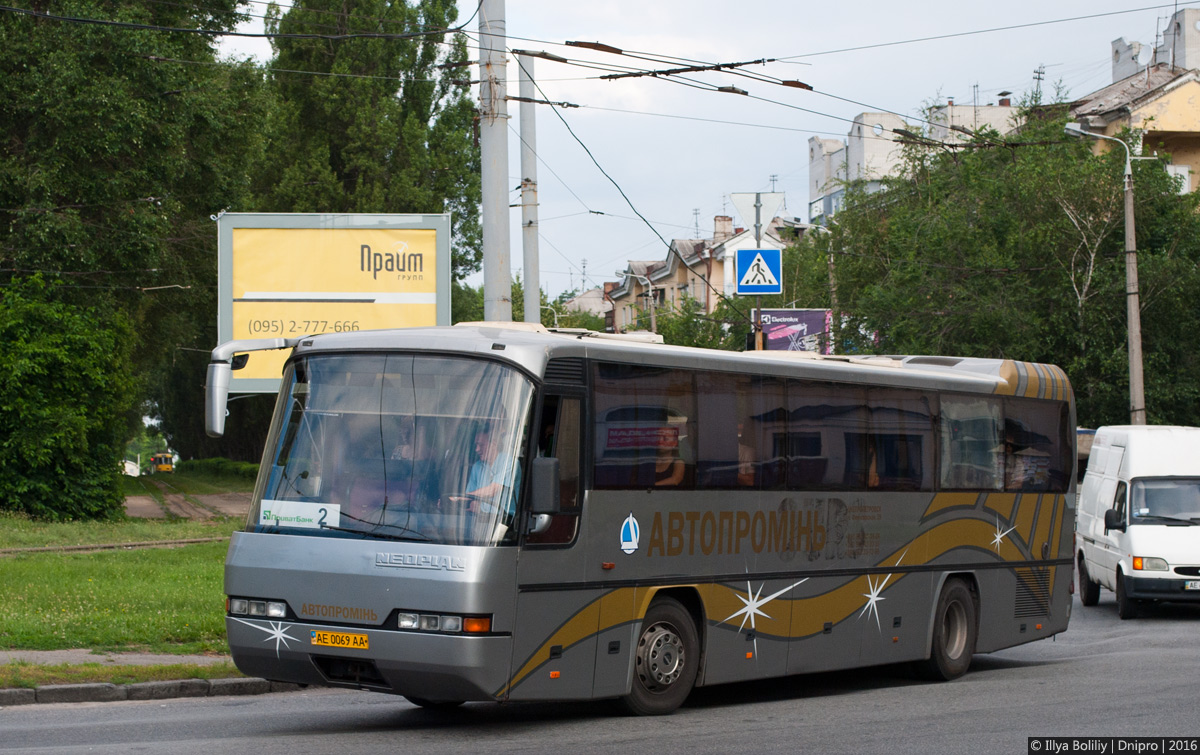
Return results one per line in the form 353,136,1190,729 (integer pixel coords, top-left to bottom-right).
510,391,599,700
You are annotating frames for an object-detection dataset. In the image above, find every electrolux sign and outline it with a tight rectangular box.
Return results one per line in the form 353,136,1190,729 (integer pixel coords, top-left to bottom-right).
753,308,832,353
217,213,452,392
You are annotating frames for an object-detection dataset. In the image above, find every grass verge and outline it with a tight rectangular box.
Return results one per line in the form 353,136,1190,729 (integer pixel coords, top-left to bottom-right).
1,540,229,654
0,511,238,550
0,660,244,689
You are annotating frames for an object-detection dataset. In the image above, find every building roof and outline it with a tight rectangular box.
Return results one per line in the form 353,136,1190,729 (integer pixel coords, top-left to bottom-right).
1070,64,1196,122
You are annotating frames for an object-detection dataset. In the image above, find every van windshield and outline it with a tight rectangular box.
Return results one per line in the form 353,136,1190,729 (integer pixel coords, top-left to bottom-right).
1130,478,1200,524
251,353,534,546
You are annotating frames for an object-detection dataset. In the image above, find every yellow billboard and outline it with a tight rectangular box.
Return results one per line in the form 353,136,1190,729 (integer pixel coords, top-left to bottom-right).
218,215,451,390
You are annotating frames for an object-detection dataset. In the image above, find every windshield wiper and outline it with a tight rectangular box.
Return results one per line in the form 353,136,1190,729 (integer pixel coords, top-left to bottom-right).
1133,514,1200,525
319,522,429,542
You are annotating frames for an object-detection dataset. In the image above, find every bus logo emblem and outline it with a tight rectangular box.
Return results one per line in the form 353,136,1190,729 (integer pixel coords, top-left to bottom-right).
620,513,640,555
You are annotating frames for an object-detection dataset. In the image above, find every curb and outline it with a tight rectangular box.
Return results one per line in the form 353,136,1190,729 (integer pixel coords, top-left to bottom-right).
0,678,302,707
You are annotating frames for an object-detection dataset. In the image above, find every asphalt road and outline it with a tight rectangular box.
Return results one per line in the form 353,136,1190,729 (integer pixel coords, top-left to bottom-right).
2,591,1198,755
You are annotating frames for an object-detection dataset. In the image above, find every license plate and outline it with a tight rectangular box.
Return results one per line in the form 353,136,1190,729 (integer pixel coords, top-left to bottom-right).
1185,580,1200,591
310,630,369,649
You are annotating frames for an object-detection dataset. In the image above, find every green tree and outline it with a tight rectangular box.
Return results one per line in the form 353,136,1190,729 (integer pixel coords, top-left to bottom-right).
782,108,1200,428
0,2,270,510
254,0,481,280
0,278,138,520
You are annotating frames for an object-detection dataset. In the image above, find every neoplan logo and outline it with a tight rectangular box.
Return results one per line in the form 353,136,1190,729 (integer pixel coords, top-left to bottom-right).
361,243,423,280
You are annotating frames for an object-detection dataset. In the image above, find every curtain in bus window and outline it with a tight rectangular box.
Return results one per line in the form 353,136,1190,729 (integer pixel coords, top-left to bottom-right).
786,381,869,489
939,397,1003,490
867,388,935,491
1003,398,1070,492
592,363,696,490
694,372,741,488
693,373,785,489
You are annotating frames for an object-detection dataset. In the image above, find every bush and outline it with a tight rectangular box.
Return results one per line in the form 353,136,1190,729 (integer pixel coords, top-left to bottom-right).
176,458,259,481
0,277,138,520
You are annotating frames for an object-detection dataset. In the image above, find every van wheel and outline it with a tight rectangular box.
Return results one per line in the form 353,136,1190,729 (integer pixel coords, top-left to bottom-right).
1116,571,1140,620
619,597,699,716
1078,555,1100,607
918,578,976,680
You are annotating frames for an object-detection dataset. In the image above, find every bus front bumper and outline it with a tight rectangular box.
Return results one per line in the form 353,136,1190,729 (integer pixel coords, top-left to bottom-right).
226,616,512,702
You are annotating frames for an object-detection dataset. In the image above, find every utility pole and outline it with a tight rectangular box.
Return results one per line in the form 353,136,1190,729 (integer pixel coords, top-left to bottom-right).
516,52,540,324
754,193,763,351
1123,155,1146,424
1065,123,1146,423
479,0,512,321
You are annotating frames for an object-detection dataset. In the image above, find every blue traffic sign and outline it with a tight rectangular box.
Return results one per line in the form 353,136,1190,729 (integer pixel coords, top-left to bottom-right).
735,248,782,295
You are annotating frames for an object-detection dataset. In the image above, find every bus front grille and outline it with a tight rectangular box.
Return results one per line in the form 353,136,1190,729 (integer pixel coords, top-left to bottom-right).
312,655,389,689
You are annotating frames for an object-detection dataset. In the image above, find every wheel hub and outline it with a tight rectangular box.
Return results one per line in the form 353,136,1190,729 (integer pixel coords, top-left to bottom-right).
637,622,685,688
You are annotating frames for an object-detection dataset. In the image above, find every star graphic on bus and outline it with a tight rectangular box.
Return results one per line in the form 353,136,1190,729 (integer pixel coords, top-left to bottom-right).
859,549,907,631
231,617,299,658
724,578,809,632
992,517,1016,552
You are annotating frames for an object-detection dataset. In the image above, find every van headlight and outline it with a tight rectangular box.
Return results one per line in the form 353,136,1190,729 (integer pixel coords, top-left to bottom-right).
1133,556,1168,571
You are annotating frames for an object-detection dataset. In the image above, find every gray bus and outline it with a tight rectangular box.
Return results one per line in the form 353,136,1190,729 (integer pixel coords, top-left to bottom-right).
206,323,1076,715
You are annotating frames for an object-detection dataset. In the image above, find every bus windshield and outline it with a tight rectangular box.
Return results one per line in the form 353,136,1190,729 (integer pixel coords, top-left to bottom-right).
253,353,534,546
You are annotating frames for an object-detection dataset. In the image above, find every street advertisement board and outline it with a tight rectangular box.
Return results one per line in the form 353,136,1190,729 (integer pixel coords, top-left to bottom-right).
753,308,832,353
217,213,451,392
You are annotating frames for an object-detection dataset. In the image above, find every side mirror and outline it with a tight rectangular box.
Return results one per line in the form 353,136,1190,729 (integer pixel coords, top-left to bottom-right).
205,361,232,438
528,456,561,515
1104,508,1126,532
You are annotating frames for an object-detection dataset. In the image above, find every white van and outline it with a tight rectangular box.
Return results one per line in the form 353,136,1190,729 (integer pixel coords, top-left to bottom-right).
1076,425,1200,618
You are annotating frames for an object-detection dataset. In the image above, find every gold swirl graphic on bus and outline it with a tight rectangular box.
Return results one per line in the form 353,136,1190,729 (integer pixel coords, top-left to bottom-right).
499,497,1066,697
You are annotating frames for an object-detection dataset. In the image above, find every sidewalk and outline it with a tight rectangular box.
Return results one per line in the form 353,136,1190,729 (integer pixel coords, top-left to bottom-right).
0,491,288,707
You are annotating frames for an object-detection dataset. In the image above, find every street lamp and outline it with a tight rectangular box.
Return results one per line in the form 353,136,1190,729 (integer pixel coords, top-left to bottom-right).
541,304,562,328
615,270,656,333
1064,122,1145,424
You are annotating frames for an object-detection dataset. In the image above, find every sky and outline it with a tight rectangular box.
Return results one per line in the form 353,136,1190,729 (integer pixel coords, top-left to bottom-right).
218,1,1196,299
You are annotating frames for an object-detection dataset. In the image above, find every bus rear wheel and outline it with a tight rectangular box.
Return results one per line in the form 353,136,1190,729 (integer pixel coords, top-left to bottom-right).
620,597,699,716
918,578,976,681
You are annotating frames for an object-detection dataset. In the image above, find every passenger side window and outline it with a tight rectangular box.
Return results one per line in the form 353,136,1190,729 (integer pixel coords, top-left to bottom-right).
593,363,696,490
939,397,1003,490
1113,481,1127,524
525,395,581,545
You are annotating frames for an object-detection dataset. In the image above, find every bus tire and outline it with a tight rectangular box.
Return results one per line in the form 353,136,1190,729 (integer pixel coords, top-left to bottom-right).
405,696,464,710
1078,555,1101,607
919,578,976,681
620,597,699,716
1116,570,1140,620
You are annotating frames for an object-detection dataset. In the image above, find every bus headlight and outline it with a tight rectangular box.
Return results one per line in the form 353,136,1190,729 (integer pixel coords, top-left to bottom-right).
397,612,486,633
228,597,289,617
1133,556,1168,571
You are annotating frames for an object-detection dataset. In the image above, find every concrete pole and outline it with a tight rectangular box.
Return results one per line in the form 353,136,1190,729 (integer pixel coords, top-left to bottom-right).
517,54,540,324
479,0,512,321
1123,163,1146,424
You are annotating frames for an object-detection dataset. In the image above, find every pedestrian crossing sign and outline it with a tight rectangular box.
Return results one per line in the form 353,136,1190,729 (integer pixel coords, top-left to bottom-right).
735,248,782,295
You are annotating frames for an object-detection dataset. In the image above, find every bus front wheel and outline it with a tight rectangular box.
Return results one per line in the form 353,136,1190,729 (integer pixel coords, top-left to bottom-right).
918,578,976,681
620,597,699,716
